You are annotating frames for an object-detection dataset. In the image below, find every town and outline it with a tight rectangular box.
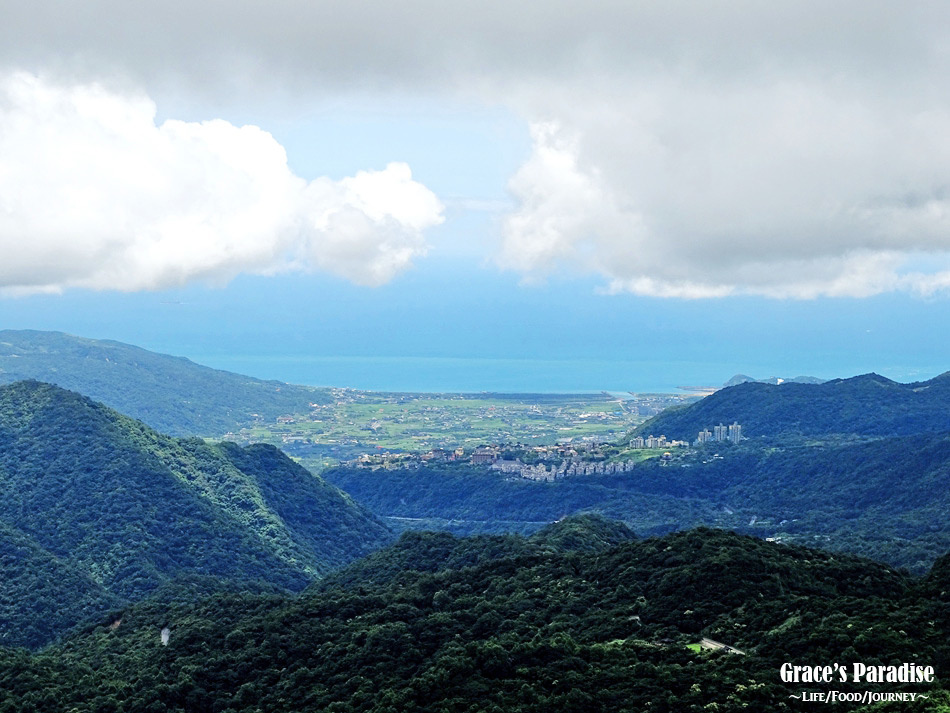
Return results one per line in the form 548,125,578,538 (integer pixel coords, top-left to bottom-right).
347,421,746,482
348,441,647,481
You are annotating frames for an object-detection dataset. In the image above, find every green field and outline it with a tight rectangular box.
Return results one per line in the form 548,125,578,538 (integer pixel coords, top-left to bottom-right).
224,390,694,468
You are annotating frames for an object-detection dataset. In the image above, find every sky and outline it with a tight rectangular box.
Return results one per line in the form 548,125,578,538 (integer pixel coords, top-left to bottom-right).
3,2,950,391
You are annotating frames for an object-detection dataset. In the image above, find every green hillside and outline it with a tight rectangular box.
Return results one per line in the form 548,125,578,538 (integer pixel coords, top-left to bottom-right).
0,330,331,436
634,372,950,441
0,381,392,648
318,514,637,589
324,432,950,573
0,521,123,650
1,528,946,712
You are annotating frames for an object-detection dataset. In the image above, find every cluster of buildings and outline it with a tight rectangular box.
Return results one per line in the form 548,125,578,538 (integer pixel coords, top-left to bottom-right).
695,422,743,445
349,441,640,480
353,447,465,469
469,441,605,465
491,458,641,482
628,435,689,449
471,446,499,464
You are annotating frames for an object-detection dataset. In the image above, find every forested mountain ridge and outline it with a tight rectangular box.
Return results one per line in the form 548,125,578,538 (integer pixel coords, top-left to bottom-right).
0,330,330,436
317,514,638,590
0,380,392,648
633,371,950,441
1,527,946,712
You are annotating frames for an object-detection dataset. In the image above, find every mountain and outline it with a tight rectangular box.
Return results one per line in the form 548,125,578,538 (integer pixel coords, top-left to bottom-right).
0,329,331,436
528,513,638,552
630,431,950,571
0,381,392,648
319,514,637,589
635,371,950,441
722,373,826,387
1,528,946,712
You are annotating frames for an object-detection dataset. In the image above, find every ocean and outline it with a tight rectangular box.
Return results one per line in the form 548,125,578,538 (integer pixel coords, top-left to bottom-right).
191,354,781,394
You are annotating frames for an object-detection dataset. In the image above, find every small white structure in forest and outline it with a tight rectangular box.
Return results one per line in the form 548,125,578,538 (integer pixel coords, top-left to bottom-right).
160,627,170,646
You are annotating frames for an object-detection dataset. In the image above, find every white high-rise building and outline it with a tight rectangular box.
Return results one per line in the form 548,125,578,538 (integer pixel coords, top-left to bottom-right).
728,422,742,444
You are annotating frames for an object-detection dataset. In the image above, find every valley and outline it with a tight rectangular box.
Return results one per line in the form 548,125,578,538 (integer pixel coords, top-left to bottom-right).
2,335,950,711
235,389,670,470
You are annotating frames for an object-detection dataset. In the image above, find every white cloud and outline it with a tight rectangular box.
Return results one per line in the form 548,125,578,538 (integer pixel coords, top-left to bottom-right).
499,75,950,298
0,72,442,294
6,3,950,298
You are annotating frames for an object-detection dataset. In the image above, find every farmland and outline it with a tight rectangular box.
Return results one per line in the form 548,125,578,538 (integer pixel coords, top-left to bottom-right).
225,389,695,468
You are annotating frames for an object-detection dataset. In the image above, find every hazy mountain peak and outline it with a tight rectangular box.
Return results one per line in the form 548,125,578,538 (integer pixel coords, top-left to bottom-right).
0,329,331,437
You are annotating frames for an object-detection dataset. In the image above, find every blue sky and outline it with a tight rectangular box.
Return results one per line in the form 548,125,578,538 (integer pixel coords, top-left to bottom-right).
5,254,948,391
2,3,950,391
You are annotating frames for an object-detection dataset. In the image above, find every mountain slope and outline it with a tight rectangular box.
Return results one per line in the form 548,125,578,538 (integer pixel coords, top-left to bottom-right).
528,513,638,552
1,528,946,712
0,521,123,650
324,431,950,573
635,371,950,441
0,381,392,647
0,329,330,436
217,441,393,571
319,514,637,590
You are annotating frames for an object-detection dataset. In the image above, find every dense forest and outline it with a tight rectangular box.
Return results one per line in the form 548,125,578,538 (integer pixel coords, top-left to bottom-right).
0,330,330,436
634,372,950,441
0,381,392,648
324,432,950,573
0,522,947,712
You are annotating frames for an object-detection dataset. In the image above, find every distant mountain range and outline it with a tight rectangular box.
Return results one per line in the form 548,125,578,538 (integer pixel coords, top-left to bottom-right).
722,373,826,387
0,330,331,436
636,371,950,441
0,381,392,648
